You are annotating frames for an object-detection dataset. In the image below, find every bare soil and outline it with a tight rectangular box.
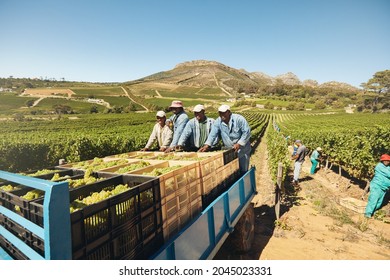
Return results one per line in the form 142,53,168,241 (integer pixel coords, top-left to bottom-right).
214,136,390,260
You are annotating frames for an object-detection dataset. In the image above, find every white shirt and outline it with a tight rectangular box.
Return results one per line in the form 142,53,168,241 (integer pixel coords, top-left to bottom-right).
145,123,173,149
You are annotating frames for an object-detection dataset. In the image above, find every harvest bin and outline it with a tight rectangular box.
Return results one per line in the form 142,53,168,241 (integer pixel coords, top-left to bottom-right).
0,170,116,222
125,160,202,241
2,174,163,260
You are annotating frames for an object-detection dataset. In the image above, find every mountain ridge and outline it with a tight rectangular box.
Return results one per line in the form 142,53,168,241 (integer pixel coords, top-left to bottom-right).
130,59,359,92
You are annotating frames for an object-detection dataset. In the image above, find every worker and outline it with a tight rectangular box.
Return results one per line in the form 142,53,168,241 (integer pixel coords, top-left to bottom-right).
364,154,390,218
310,147,322,174
198,104,251,174
141,111,173,152
291,140,308,187
175,104,217,152
164,100,189,153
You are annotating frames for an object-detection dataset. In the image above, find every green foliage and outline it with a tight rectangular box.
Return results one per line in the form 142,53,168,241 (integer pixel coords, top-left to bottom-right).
362,70,390,95
277,112,390,180
266,117,290,183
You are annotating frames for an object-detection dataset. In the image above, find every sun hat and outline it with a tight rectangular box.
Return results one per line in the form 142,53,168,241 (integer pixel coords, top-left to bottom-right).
156,111,166,118
193,104,205,112
218,104,230,112
316,147,322,151
380,154,390,161
169,100,183,109
295,140,301,144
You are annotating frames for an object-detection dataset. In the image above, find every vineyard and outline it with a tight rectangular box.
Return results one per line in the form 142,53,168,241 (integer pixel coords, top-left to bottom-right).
1,109,388,184
0,111,269,173
274,112,390,181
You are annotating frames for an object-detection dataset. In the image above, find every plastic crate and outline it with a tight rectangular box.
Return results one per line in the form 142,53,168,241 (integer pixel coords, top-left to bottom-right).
0,171,117,222
19,167,80,180
57,157,133,172
162,196,202,241
104,151,160,160
0,213,44,258
22,174,163,259
98,160,166,174
201,159,240,210
0,233,29,260
127,160,200,199
222,149,238,165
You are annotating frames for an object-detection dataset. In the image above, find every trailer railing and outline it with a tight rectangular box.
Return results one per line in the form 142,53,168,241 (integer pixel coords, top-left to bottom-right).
152,167,256,260
0,171,72,260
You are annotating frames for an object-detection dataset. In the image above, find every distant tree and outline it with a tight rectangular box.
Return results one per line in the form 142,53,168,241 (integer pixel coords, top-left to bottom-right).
286,102,296,110
53,104,72,114
25,100,35,107
361,70,390,96
314,100,326,109
296,102,305,111
264,101,274,110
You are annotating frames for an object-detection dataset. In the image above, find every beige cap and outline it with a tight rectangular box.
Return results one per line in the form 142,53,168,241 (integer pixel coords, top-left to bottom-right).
193,104,205,112
218,104,230,112
156,111,166,118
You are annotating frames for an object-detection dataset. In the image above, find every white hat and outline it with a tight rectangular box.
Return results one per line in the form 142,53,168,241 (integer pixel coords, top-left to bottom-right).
218,104,230,112
156,111,166,118
193,104,205,112
169,100,183,108
316,147,322,151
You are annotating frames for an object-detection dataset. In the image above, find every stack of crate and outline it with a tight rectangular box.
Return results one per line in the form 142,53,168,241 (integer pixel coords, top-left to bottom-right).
126,160,202,241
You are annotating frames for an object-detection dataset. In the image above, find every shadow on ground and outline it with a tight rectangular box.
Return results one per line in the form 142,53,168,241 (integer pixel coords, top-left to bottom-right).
213,172,305,260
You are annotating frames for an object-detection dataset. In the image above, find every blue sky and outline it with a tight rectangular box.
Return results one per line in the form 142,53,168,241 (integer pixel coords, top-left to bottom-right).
0,0,389,87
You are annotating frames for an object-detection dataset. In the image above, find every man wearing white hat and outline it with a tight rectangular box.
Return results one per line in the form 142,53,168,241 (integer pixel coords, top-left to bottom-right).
165,100,189,153
198,104,251,174
176,104,217,151
141,110,173,152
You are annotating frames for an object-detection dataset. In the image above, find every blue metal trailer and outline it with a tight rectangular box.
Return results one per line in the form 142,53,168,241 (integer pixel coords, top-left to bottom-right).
0,167,256,260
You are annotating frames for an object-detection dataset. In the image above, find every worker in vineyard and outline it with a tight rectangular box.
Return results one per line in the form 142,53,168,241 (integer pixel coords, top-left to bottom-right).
198,105,251,174
175,104,218,152
291,140,308,187
164,100,189,153
364,154,390,218
310,147,322,174
141,111,173,152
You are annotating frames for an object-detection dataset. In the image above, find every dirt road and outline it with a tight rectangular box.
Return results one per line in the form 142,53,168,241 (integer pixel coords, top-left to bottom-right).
215,136,390,260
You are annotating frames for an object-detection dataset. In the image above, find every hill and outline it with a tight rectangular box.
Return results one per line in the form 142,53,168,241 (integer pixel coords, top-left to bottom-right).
1,60,388,115
127,59,359,94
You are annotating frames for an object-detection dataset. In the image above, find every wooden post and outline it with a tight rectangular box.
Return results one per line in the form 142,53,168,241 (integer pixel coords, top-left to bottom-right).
275,162,283,220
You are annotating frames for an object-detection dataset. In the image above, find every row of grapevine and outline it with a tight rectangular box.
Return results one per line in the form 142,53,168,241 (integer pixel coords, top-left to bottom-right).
276,112,390,180
0,111,271,173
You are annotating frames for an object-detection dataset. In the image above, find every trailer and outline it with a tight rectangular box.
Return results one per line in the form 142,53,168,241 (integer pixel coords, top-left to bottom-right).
0,157,257,260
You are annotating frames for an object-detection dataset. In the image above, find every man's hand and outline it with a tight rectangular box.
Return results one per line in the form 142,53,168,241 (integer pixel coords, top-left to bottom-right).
159,147,167,152
175,145,184,152
198,145,210,152
164,147,174,153
233,143,241,152
140,147,149,151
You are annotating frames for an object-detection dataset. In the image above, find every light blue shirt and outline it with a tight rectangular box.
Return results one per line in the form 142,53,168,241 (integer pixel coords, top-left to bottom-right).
205,113,251,148
178,117,217,148
169,111,189,147
205,113,251,173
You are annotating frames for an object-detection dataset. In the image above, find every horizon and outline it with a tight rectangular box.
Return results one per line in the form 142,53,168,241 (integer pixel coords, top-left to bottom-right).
0,0,389,88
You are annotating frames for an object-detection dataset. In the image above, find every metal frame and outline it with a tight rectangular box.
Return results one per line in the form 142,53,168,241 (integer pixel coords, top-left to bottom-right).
0,171,72,260
152,167,256,260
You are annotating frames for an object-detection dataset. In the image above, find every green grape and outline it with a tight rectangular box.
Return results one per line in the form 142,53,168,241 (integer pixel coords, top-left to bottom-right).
143,165,182,176
21,189,44,200
0,184,19,192
116,161,150,173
